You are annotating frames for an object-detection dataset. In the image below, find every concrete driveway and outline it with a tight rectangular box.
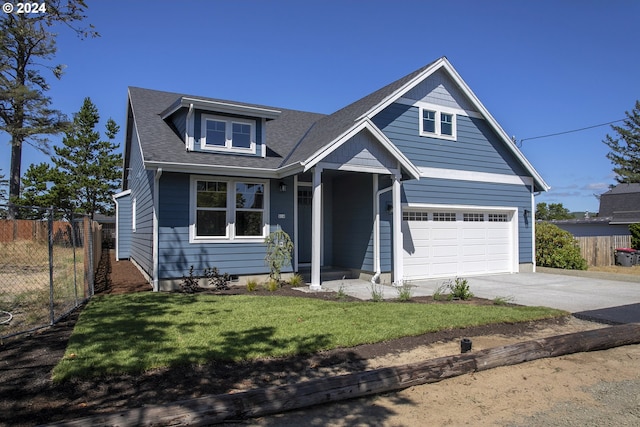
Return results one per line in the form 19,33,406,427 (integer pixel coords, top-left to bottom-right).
317,270,640,324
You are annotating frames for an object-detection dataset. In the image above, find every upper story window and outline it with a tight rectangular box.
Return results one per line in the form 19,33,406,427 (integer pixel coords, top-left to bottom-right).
420,107,457,141
201,114,256,154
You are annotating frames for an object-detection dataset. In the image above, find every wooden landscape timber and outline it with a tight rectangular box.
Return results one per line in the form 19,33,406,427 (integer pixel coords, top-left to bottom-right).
48,323,640,427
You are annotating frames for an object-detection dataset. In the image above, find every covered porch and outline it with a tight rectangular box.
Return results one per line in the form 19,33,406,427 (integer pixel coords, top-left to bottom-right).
289,122,419,290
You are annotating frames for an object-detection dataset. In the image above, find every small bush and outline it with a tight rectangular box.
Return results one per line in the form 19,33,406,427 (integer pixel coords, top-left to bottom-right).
264,278,280,292
246,279,258,292
288,274,305,287
204,267,230,290
369,282,384,302
335,282,348,301
535,222,587,270
432,283,449,301
630,223,640,250
264,229,294,281
493,295,515,306
180,266,201,293
448,277,473,300
396,282,413,302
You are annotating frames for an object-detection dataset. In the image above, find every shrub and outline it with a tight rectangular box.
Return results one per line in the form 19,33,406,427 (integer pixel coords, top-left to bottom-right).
246,279,258,292
180,265,201,293
264,229,294,281
535,222,587,270
287,273,305,287
630,223,640,250
203,267,230,290
264,278,280,292
396,281,413,301
448,277,473,300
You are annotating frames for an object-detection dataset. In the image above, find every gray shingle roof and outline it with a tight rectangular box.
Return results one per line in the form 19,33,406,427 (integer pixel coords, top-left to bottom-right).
128,87,325,171
127,60,437,175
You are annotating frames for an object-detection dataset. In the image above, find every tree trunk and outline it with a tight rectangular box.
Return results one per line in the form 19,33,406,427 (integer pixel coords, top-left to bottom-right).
48,323,640,427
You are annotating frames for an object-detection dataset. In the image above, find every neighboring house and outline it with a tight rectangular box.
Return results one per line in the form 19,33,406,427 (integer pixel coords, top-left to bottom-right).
114,57,549,291
552,184,640,237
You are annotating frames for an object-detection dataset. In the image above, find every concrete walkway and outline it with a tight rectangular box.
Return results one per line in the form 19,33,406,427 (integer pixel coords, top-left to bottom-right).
300,271,640,324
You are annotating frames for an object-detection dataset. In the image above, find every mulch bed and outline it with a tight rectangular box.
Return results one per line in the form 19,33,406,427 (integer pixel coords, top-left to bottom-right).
0,251,570,426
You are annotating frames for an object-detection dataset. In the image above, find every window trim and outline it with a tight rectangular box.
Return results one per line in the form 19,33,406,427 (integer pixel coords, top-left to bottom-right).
200,114,257,154
189,176,269,243
419,107,457,141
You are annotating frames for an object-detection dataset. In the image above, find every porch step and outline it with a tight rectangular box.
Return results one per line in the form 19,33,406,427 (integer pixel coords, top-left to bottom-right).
298,267,355,283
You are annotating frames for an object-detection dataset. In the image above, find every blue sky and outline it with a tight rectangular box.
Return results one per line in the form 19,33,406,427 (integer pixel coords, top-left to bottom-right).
1,0,639,213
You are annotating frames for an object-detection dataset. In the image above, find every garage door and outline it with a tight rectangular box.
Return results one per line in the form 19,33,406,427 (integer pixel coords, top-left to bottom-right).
402,208,514,280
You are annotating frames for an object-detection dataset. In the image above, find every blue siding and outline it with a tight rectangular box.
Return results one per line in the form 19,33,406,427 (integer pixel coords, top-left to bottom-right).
402,178,533,263
372,103,528,176
157,173,294,279
127,131,154,277
115,193,132,259
169,108,187,141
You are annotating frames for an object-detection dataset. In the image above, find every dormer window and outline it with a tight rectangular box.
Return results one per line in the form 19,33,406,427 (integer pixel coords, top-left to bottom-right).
419,107,456,141
201,114,256,154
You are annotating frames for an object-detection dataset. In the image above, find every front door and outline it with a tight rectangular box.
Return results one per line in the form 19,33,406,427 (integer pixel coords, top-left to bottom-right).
297,187,312,264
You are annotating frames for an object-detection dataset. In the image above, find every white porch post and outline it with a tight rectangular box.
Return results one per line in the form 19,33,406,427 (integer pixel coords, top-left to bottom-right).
392,172,403,286
310,166,323,290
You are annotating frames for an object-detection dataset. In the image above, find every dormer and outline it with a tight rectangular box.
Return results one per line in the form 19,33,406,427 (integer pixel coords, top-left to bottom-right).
161,96,281,158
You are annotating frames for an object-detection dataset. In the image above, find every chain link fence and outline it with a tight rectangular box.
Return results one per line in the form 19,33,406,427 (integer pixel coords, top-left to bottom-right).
0,204,101,340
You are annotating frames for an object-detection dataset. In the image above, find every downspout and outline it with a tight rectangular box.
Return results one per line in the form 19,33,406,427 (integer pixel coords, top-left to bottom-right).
372,179,393,285
152,168,163,291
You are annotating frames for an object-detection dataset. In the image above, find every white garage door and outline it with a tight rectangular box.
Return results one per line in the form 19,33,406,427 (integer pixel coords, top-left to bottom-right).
402,208,515,280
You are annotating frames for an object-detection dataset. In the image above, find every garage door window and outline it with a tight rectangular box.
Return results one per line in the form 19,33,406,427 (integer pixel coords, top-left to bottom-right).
403,211,429,221
488,213,508,222
433,212,456,221
463,213,484,222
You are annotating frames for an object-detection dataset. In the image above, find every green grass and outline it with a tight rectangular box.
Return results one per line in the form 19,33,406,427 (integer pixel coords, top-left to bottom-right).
52,293,566,381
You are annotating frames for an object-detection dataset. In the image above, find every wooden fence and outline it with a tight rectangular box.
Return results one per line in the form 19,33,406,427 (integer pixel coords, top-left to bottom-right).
576,235,632,267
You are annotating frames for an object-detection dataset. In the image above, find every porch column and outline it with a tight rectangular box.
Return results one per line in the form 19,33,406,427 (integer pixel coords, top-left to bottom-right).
392,173,403,286
310,166,323,290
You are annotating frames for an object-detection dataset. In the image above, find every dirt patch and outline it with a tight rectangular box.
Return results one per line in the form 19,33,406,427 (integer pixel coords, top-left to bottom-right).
1,252,638,426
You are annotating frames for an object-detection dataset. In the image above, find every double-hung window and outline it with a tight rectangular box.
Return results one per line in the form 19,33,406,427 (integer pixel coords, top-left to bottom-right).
419,107,456,140
201,114,256,153
191,177,267,242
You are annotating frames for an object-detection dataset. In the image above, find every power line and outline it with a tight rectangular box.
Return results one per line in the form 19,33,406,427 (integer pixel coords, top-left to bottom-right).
517,118,626,147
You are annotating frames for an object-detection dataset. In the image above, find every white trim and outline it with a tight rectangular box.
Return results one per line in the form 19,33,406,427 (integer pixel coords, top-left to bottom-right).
397,97,483,119
419,166,534,186
189,175,270,243
186,103,195,151
392,172,403,285
200,114,257,154
418,107,457,141
310,166,323,290
144,160,283,179
180,97,281,120
132,197,137,232
320,162,400,175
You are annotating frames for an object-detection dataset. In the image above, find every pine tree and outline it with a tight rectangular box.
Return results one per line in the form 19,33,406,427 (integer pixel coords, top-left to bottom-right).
0,1,97,217
18,98,122,219
52,98,122,218
603,100,640,183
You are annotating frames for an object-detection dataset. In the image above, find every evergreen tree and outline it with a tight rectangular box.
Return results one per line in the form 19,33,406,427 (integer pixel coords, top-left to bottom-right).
603,100,640,183
536,202,573,220
18,98,121,218
0,1,97,217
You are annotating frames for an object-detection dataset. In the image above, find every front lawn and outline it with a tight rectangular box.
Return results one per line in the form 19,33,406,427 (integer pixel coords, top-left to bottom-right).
52,293,565,381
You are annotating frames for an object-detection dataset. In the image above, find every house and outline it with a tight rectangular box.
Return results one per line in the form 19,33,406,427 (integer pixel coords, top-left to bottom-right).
551,184,640,237
114,57,549,292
